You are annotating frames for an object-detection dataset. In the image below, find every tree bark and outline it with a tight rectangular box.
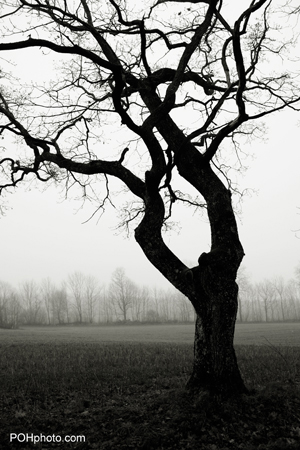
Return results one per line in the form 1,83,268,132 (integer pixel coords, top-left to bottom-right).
187,264,247,396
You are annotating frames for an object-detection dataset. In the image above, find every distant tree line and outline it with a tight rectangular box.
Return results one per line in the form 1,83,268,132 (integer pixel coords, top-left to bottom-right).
0,267,195,328
0,266,300,328
237,267,300,322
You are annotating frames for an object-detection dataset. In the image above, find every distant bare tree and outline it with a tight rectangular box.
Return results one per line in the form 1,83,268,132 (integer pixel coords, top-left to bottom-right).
21,280,42,324
85,275,100,323
145,309,160,323
151,288,162,322
52,287,68,324
8,291,21,328
41,278,56,325
257,280,276,322
0,281,10,327
160,290,174,321
100,287,115,323
285,279,300,321
137,286,151,322
109,267,135,321
272,277,287,321
0,281,20,328
131,285,144,322
250,284,264,322
68,272,86,323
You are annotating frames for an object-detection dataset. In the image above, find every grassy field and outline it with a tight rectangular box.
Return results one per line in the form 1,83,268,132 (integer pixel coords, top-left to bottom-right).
1,322,300,345
0,323,300,450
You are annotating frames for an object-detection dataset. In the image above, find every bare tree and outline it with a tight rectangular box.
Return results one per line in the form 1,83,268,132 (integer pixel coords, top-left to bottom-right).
246,284,260,322
100,287,115,323
52,286,69,324
285,279,300,320
41,278,56,325
8,291,21,328
140,286,151,322
68,271,86,323
151,287,162,322
257,280,276,322
272,277,287,321
160,289,174,321
20,280,42,324
145,308,161,323
85,275,100,323
0,0,299,395
0,281,20,328
131,285,149,322
109,267,135,321
0,281,10,327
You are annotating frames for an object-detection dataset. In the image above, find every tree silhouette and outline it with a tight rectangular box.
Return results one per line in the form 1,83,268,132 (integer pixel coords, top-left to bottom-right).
0,0,299,396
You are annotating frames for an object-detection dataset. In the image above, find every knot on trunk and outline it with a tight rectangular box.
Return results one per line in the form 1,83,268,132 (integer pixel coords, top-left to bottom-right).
198,247,228,271
179,267,194,283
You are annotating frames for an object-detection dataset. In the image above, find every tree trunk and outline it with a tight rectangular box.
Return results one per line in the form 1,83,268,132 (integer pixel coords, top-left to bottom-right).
134,141,247,396
187,266,247,396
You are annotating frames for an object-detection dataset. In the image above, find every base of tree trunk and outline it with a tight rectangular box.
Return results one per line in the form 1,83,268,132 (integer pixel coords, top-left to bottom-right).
186,313,249,398
186,367,249,398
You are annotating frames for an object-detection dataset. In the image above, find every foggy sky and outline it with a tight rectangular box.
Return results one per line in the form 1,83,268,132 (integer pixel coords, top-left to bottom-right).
0,1,299,290
1,110,299,290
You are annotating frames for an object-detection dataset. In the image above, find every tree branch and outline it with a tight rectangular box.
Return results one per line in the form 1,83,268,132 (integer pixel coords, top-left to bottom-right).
0,39,117,71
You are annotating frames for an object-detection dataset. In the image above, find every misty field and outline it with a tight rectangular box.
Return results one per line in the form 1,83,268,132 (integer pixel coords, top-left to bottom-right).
1,324,300,450
1,322,300,345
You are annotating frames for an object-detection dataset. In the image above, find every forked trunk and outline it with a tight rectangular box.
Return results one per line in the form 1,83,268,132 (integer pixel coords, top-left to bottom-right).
135,152,247,397
187,264,247,396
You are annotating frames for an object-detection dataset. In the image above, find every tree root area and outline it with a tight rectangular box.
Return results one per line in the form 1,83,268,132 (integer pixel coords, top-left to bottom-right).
1,381,300,450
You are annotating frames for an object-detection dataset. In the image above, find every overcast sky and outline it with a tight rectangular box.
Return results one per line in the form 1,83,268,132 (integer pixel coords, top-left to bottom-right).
0,1,299,290
1,109,299,290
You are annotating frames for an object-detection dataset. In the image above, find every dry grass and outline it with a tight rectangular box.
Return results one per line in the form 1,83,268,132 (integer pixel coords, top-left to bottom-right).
0,324,300,449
